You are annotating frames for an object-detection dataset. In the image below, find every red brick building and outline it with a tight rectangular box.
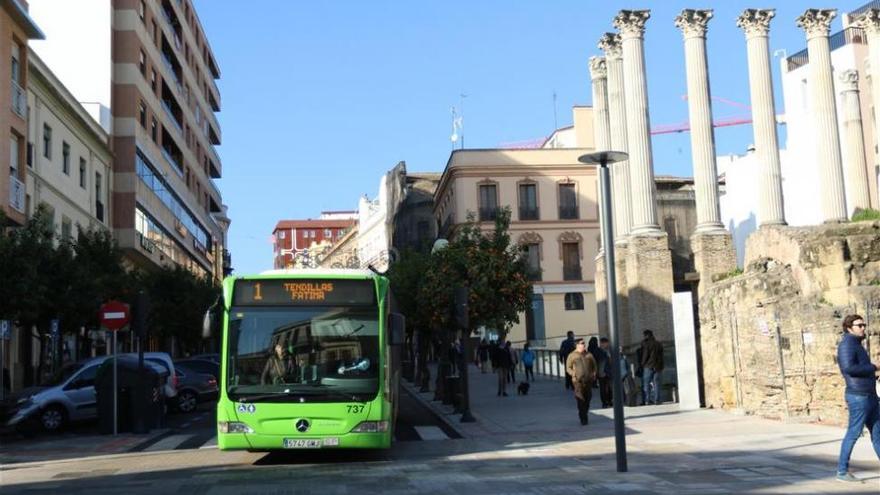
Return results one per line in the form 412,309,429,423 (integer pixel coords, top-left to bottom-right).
272,215,355,268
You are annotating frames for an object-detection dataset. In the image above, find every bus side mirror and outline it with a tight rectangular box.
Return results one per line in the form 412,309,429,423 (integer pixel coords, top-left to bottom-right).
202,310,213,339
389,313,405,346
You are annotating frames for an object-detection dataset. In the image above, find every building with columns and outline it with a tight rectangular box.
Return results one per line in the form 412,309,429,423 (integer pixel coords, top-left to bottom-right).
721,3,880,265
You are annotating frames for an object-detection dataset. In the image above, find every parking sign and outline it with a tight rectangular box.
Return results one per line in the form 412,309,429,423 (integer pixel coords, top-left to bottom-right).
50,319,60,338
0,320,9,340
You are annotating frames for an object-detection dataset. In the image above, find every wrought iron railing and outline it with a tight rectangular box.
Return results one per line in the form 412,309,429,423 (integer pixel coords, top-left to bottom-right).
11,80,26,119
559,205,579,220
786,27,866,71
563,265,582,281
519,206,539,221
479,207,498,222
9,175,25,213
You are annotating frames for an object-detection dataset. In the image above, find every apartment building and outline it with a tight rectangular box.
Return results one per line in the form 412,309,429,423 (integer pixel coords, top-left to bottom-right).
433,141,602,347
29,0,230,281
273,212,356,269
1,0,42,226
26,50,112,239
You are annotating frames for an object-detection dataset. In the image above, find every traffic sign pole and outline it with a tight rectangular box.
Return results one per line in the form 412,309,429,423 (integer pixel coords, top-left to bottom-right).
113,328,117,436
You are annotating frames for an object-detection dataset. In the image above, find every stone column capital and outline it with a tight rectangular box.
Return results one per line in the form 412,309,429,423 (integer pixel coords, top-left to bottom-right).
589,56,607,80
856,9,880,36
796,9,837,40
597,32,622,59
674,9,713,39
736,9,775,38
839,69,859,91
613,10,651,40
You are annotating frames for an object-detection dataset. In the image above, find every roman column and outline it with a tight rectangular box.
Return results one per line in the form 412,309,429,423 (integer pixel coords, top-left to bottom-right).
676,9,736,299
613,10,660,235
838,69,872,214
736,9,786,227
857,9,880,208
614,9,674,348
675,9,724,233
796,8,847,222
590,55,610,327
598,32,632,343
598,32,633,242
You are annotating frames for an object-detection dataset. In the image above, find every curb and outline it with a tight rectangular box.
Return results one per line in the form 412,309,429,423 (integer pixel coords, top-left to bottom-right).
399,379,469,439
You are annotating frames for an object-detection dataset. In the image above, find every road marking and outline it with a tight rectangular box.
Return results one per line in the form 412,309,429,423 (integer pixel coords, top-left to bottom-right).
199,436,218,449
413,426,449,441
144,434,194,452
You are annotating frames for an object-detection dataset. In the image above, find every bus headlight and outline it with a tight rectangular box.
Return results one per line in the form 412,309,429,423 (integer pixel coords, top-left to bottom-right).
351,421,389,433
219,421,253,434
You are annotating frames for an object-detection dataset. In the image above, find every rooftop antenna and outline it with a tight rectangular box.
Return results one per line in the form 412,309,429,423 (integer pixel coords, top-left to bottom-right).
459,93,467,149
450,106,460,150
553,90,558,132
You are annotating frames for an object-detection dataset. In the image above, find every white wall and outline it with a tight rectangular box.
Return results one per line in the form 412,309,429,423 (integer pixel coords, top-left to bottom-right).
29,0,112,131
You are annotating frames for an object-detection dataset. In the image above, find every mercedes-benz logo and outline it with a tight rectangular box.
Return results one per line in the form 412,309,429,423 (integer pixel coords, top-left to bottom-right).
295,419,310,433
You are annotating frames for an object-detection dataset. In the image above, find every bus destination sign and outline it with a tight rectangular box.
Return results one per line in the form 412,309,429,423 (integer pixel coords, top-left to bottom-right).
233,279,376,306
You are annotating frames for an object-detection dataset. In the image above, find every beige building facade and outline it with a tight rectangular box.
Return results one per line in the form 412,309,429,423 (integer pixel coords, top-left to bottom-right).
1,0,42,226
26,50,112,239
433,123,602,347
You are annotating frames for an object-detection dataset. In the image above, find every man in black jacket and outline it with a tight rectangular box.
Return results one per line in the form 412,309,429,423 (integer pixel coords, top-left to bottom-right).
836,314,880,482
639,330,664,405
559,331,576,390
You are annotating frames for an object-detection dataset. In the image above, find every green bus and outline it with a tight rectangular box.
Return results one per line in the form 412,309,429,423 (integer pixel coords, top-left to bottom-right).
206,269,404,450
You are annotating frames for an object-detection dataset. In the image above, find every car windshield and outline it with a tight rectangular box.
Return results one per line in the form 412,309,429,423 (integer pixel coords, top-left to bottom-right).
44,362,85,387
226,305,380,402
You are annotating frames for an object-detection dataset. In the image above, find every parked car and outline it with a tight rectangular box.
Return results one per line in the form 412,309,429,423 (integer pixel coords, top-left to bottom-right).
173,364,218,413
187,353,219,364
4,356,167,433
174,358,219,381
119,352,178,401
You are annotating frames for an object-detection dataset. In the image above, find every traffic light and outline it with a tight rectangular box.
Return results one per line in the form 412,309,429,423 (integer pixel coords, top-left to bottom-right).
132,291,151,338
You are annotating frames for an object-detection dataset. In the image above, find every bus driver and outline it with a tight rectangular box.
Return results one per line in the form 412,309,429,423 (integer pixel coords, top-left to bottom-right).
261,342,297,385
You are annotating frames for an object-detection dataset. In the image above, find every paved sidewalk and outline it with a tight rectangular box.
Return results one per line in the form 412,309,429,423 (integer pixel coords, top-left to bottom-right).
0,428,170,465
405,363,880,493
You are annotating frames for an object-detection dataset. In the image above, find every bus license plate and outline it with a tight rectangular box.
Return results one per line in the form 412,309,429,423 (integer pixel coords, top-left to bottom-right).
283,439,322,449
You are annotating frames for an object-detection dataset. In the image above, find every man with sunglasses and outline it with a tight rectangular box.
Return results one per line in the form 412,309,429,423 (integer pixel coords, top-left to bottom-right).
836,314,880,482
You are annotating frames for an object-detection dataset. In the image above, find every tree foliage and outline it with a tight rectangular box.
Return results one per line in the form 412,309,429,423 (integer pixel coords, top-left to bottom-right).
405,207,532,339
139,265,219,353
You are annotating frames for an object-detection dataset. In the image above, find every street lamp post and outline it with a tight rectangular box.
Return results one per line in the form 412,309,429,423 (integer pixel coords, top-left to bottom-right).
578,150,629,473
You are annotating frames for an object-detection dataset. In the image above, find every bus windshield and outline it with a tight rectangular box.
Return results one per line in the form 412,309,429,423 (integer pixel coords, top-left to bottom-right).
226,305,380,402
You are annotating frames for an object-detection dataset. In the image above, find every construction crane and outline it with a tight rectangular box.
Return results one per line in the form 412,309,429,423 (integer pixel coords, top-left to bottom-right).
650,95,752,135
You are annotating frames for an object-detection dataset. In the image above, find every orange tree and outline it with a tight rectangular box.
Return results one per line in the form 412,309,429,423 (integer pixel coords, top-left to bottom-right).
420,207,531,341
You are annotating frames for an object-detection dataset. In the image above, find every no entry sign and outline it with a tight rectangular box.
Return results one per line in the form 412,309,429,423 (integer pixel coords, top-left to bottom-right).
100,301,130,331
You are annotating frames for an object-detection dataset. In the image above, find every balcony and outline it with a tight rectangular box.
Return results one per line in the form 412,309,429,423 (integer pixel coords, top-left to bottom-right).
162,99,183,132
162,146,182,173
478,207,498,222
519,206,539,221
11,79,26,119
559,205,579,220
786,27,865,71
563,265,582,281
9,175,25,213
526,267,542,282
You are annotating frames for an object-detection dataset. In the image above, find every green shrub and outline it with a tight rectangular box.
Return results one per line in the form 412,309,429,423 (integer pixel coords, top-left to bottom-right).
852,208,880,222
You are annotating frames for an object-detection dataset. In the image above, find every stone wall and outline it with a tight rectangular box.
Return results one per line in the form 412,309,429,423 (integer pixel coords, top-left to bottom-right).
700,222,880,425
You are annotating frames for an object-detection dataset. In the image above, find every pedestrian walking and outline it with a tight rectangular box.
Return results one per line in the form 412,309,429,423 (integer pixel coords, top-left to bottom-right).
639,329,664,405
522,343,535,382
835,314,880,483
598,337,613,407
493,339,511,397
559,331,576,390
505,341,517,384
477,339,490,374
566,339,597,425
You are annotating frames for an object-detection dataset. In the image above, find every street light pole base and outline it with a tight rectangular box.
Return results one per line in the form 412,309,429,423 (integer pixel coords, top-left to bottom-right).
460,409,476,423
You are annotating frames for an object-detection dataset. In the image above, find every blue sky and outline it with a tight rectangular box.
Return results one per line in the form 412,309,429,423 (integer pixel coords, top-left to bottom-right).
194,0,866,275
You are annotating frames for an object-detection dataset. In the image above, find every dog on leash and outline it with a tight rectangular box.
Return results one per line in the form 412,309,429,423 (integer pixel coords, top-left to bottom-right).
517,381,530,395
